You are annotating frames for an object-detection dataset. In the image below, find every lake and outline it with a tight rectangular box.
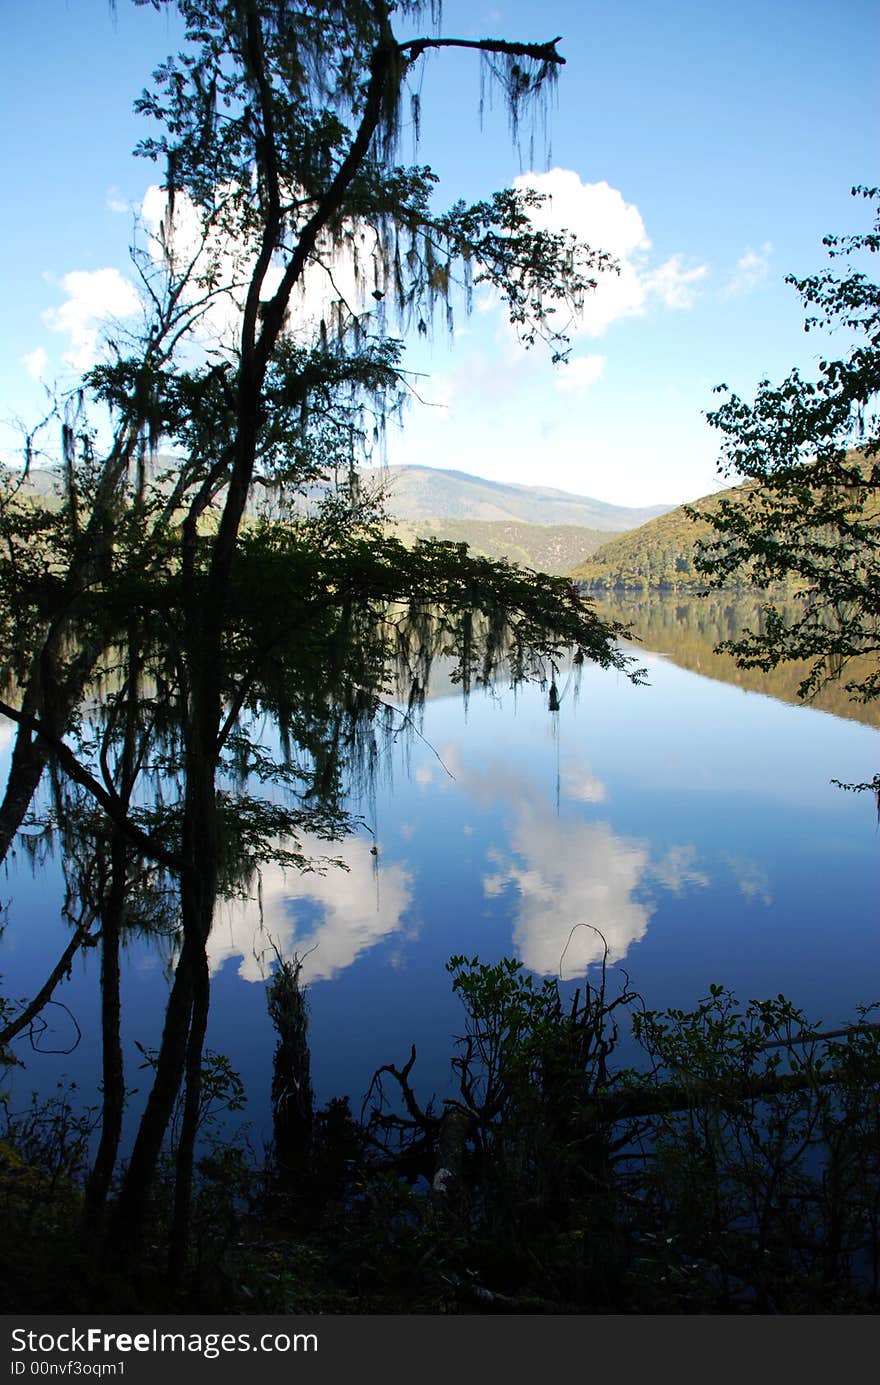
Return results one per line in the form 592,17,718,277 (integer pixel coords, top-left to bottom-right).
2,592,878,1147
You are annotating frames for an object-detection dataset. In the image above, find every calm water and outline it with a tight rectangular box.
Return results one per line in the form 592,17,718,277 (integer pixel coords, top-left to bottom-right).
2,594,878,1144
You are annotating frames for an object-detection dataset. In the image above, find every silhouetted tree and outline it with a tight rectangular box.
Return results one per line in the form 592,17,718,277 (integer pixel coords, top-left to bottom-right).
693,187,879,743
0,0,635,1280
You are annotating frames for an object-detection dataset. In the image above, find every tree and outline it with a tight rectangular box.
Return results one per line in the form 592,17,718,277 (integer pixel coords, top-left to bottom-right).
0,0,634,1280
692,187,879,755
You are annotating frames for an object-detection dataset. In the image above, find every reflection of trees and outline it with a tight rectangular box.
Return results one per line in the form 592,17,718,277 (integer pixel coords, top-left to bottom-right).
0,1,631,1286
594,591,880,727
0,529,621,1271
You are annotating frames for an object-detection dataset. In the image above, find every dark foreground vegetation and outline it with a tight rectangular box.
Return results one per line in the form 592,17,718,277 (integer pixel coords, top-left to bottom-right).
3,950,878,1314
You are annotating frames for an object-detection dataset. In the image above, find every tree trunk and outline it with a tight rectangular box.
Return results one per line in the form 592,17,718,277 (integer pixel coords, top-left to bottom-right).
109,953,195,1252
169,942,210,1284
82,837,126,1230
0,723,50,864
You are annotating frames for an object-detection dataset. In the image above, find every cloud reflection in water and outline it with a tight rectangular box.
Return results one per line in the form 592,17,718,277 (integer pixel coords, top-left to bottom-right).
467,750,711,977
484,813,654,977
208,836,413,984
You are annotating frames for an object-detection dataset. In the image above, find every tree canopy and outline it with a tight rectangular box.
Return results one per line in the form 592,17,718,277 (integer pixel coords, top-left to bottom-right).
692,186,880,728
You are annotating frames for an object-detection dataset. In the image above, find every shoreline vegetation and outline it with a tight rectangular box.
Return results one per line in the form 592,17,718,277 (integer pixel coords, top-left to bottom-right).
3,953,879,1314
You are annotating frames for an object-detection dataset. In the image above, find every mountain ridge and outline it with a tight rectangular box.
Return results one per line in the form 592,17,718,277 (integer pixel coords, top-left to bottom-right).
376,464,676,530
3,460,679,530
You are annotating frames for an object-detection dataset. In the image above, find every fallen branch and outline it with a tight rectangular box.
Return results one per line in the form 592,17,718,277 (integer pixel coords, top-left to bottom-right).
1,920,99,1049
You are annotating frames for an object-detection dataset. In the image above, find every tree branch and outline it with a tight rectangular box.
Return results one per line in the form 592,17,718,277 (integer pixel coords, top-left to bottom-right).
398,35,565,66
0,920,99,1049
0,699,182,873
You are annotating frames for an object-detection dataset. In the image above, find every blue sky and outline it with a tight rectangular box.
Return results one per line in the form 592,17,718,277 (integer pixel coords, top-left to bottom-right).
2,0,877,505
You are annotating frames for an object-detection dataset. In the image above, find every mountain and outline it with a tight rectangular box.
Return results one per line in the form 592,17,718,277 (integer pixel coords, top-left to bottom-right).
570,484,747,589
4,460,674,528
2,461,670,576
376,465,674,530
0,467,60,498
389,517,610,575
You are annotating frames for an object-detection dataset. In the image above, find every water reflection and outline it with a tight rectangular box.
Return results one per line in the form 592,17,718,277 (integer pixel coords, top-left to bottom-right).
483,813,715,978
202,737,719,985
1,600,875,1145
723,854,773,907
208,836,414,983
560,761,607,803
423,745,713,977
594,590,880,729
484,815,654,975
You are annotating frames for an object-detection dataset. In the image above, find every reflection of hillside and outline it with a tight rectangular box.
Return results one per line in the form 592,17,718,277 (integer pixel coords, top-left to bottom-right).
594,591,880,728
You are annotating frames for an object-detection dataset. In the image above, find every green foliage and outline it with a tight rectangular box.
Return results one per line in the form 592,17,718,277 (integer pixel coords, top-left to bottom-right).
693,186,880,717
392,517,609,575
359,955,880,1312
0,957,878,1313
1,1082,99,1197
0,1082,100,1312
135,1041,247,1150
627,991,880,1311
570,482,766,591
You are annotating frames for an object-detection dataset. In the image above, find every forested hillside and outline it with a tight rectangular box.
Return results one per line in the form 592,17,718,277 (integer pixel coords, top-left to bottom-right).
571,484,753,589
389,517,608,574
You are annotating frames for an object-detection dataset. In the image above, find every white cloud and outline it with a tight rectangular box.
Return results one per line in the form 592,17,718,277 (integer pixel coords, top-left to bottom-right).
21,347,48,380
723,853,772,906
43,267,140,371
411,349,531,416
554,354,605,395
512,170,708,336
107,189,134,215
722,241,773,298
401,741,711,979
560,759,607,802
